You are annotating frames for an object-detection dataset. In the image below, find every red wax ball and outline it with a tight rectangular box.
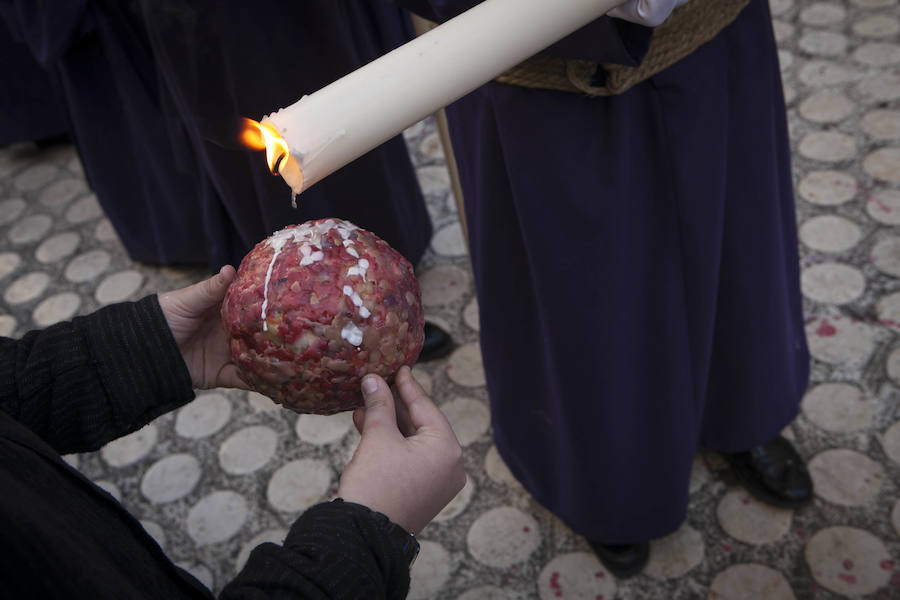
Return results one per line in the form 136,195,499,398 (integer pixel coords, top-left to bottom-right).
221,218,424,414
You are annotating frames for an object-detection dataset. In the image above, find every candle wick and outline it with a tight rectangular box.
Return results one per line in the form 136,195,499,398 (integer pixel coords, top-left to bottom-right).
273,153,287,176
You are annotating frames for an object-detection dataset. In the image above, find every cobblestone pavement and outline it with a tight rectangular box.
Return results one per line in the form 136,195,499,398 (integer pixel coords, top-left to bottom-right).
1,1,899,598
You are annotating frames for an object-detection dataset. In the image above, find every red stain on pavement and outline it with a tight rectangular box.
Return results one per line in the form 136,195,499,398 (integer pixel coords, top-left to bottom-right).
816,320,837,336
843,559,854,570
550,571,562,597
869,194,892,213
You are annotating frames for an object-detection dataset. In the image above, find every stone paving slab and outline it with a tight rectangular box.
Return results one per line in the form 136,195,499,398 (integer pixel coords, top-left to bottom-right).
1,1,899,598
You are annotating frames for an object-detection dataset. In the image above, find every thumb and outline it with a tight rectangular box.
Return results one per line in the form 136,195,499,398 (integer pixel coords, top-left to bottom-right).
183,265,235,310
359,374,400,438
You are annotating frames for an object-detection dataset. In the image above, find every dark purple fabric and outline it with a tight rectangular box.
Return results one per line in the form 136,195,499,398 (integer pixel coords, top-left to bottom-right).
0,19,67,146
0,0,90,66
59,4,211,265
413,0,809,543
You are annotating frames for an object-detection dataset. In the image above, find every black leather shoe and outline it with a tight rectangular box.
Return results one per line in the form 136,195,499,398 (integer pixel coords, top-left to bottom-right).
417,322,455,362
586,541,649,579
722,435,813,509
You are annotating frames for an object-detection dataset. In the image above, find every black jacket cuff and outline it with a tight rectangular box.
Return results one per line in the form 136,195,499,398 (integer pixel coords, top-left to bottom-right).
74,295,195,442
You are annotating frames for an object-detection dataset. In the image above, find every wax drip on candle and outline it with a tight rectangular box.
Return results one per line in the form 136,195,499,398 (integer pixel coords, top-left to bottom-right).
275,126,346,202
260,102,344,199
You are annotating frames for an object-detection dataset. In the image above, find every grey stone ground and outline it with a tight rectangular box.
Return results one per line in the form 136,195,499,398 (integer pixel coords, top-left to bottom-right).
1,1,899,597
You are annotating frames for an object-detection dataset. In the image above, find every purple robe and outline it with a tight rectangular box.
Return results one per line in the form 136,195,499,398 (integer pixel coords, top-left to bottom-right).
400,0,809,543
0,20,66,146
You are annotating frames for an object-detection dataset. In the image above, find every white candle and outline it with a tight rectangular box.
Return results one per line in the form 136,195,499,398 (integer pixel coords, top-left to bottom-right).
262,0,621,194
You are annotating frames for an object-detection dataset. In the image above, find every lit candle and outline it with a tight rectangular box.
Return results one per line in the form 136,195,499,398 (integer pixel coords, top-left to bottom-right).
261,0,621,195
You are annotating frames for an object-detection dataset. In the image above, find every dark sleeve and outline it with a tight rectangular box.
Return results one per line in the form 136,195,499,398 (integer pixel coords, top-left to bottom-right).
0,295,195,455
393,0,652,65
221,500,411,600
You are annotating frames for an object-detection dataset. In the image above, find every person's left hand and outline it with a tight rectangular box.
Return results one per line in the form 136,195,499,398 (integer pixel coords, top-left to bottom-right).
158,265,248,390
339,367,465,535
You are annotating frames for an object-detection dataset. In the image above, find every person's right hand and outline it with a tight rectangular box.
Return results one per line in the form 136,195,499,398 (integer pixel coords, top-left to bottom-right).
337,366,465,535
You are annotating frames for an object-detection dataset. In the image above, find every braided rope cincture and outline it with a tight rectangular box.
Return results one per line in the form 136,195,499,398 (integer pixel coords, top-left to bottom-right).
496,0,751,96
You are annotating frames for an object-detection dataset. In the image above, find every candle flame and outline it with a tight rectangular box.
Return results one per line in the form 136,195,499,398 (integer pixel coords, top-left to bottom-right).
241,118,290,175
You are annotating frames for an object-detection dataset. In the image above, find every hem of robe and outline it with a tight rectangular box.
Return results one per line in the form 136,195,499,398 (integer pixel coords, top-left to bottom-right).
492,394,802,544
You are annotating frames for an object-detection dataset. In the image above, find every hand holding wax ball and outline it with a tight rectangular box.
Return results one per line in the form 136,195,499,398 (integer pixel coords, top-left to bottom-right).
221,219,424,414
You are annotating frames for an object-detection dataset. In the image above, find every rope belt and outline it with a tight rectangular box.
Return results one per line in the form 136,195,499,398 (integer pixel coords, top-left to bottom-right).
495,0,750,96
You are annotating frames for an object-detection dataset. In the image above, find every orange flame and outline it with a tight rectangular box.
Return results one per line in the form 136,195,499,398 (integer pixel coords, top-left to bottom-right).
241,118,291,175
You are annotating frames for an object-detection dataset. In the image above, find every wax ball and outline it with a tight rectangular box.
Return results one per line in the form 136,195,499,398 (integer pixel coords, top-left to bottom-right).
221,219,424,414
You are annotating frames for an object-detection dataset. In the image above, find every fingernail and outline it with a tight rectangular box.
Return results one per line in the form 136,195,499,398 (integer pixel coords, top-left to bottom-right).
362,376,378,394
